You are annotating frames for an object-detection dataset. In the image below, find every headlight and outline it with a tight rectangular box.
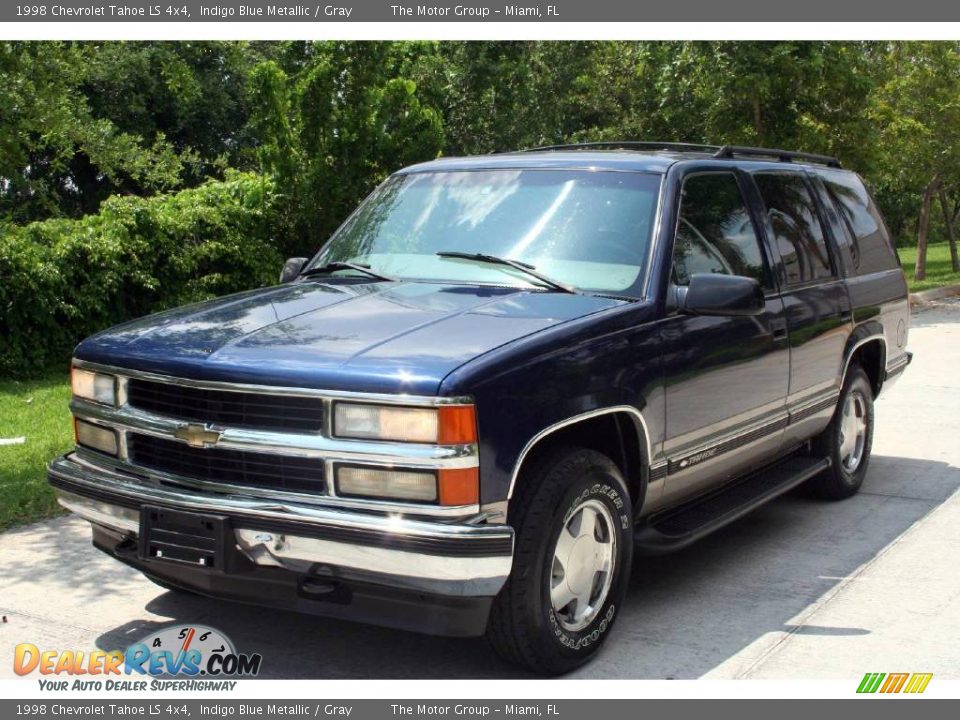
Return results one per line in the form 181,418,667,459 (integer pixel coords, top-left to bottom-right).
74,419,118,456
71,367,117,406
334,404,437,442
333,403,476,444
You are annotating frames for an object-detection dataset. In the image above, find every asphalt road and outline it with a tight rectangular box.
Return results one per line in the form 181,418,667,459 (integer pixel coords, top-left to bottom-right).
2,299,958,680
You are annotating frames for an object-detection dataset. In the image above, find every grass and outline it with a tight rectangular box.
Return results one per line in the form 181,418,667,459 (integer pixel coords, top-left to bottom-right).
0,374,72,531
898,241,960,293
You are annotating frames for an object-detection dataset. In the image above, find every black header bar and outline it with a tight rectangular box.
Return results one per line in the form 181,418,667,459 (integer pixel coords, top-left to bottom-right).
5,1,960,22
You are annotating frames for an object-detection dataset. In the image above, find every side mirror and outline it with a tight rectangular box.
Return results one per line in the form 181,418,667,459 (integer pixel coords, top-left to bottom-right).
280,257,308,284
678,273,765,317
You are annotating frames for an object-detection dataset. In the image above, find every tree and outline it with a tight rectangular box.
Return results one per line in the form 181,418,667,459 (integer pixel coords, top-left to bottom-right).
870,41,960,277
249,42,444,256
624,42,877,164
78,42,263,185
0,42,187,222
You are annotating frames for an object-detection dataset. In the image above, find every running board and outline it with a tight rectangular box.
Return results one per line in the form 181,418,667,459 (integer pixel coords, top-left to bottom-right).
635,455,831,554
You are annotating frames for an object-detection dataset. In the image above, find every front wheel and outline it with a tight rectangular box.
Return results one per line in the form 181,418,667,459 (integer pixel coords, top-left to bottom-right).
487,447,633,675
809,364,875,499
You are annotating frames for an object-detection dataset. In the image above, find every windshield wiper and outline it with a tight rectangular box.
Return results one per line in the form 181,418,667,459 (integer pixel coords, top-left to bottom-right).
435,251,577,294
301,261,396,283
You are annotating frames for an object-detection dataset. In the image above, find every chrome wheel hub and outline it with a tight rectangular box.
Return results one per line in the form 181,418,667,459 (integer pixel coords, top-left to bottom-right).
550,498,617,632
839,390,868,472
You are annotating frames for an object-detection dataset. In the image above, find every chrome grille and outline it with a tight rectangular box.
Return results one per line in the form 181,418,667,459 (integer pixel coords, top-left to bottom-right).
127,379,325,433
68,360,481,516
128,433,326,494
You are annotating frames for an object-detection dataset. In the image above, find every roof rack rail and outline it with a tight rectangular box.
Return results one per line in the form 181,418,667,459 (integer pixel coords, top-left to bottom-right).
713,145,842,168
507,141,843,168
516,141,722,154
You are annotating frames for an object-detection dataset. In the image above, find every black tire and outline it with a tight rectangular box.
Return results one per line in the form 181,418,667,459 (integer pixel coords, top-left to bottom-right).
487,447,633,675
809,364,875,500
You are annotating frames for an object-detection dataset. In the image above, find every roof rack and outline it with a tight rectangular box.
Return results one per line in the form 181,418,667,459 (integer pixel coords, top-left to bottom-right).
713,145,842,168
516,141,722,154
511,140,842,168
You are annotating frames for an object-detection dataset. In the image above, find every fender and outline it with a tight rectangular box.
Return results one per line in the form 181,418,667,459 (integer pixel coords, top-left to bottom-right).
841,323,887,392
506,405,653,501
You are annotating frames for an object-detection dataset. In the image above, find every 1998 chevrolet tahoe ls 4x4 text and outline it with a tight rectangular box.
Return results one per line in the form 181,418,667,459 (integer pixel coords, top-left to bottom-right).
49,142,912,674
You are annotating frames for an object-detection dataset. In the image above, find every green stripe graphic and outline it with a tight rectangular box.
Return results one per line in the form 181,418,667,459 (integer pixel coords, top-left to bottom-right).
857,673,886,693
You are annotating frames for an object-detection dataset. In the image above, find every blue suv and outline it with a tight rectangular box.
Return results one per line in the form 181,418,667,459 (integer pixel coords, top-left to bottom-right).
50,142,912,674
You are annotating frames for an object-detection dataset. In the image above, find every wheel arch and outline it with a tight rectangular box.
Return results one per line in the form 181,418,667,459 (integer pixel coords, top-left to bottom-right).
842,331,887,397
507,407,651,512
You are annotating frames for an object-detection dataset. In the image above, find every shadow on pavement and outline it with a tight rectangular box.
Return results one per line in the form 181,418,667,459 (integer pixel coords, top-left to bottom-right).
78,454,959,679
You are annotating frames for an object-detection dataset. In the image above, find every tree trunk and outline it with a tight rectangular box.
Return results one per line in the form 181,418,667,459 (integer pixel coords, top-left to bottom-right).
915,175,941,282
938,186,960,272
751,95,764,146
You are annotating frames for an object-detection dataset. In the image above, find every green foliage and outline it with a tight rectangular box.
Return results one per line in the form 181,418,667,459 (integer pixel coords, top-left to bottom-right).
249,42,444,256
644,42,877,167
4,40,960,377
869,42,960,240
399,41,877,164
0,41,275,222
406,42,591,153
0,42,193,222
80,42,259,174
0,173,281,375
5,39,960,252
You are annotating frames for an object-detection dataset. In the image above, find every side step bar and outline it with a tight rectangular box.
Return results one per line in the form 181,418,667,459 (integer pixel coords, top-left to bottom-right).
635,455,831,554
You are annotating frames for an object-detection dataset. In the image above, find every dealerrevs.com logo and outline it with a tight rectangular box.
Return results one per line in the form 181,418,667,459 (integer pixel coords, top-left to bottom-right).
14,625,262,691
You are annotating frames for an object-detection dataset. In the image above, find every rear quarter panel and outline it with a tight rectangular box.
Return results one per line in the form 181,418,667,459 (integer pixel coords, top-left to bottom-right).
808,171,910,386
845,269,911,384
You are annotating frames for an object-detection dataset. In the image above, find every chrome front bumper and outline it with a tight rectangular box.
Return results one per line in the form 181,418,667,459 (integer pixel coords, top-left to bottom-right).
49,453,514,598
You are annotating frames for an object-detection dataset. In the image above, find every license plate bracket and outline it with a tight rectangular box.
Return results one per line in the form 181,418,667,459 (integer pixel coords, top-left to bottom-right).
139,506,229,570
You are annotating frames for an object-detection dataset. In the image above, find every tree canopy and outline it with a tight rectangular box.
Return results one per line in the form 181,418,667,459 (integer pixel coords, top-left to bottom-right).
3,40,960,263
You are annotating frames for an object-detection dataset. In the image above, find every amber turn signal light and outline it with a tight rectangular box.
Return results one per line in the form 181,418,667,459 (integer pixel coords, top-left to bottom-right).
438,405,477,445
438,467,480,506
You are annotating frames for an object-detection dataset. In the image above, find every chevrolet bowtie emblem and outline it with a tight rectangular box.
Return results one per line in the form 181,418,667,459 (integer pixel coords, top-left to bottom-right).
173,423,222,449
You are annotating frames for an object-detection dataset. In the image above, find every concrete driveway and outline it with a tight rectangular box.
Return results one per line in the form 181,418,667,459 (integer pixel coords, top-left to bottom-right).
2,300,958,680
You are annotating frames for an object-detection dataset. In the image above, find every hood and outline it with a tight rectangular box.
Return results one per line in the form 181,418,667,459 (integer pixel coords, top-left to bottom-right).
75,280,626,395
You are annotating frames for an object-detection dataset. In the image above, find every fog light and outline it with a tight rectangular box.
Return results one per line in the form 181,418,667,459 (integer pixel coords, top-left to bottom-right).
336,466,437,502
74,419,118,456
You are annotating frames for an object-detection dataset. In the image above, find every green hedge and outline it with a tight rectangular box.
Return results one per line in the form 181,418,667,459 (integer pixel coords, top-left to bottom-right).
0,173,283,376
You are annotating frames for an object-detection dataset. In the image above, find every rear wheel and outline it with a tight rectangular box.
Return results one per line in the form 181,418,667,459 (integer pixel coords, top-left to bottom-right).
809,364,874,499
487,447,633,675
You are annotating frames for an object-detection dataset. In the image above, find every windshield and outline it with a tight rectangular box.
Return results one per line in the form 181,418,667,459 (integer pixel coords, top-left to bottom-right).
307,169,662,294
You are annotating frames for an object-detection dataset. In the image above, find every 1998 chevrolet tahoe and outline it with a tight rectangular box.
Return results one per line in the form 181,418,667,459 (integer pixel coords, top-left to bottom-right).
49,142,912,674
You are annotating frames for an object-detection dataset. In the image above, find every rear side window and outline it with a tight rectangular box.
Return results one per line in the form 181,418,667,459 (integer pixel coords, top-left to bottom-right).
673,173,770,288
754,172,835,285
818,169,899,274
